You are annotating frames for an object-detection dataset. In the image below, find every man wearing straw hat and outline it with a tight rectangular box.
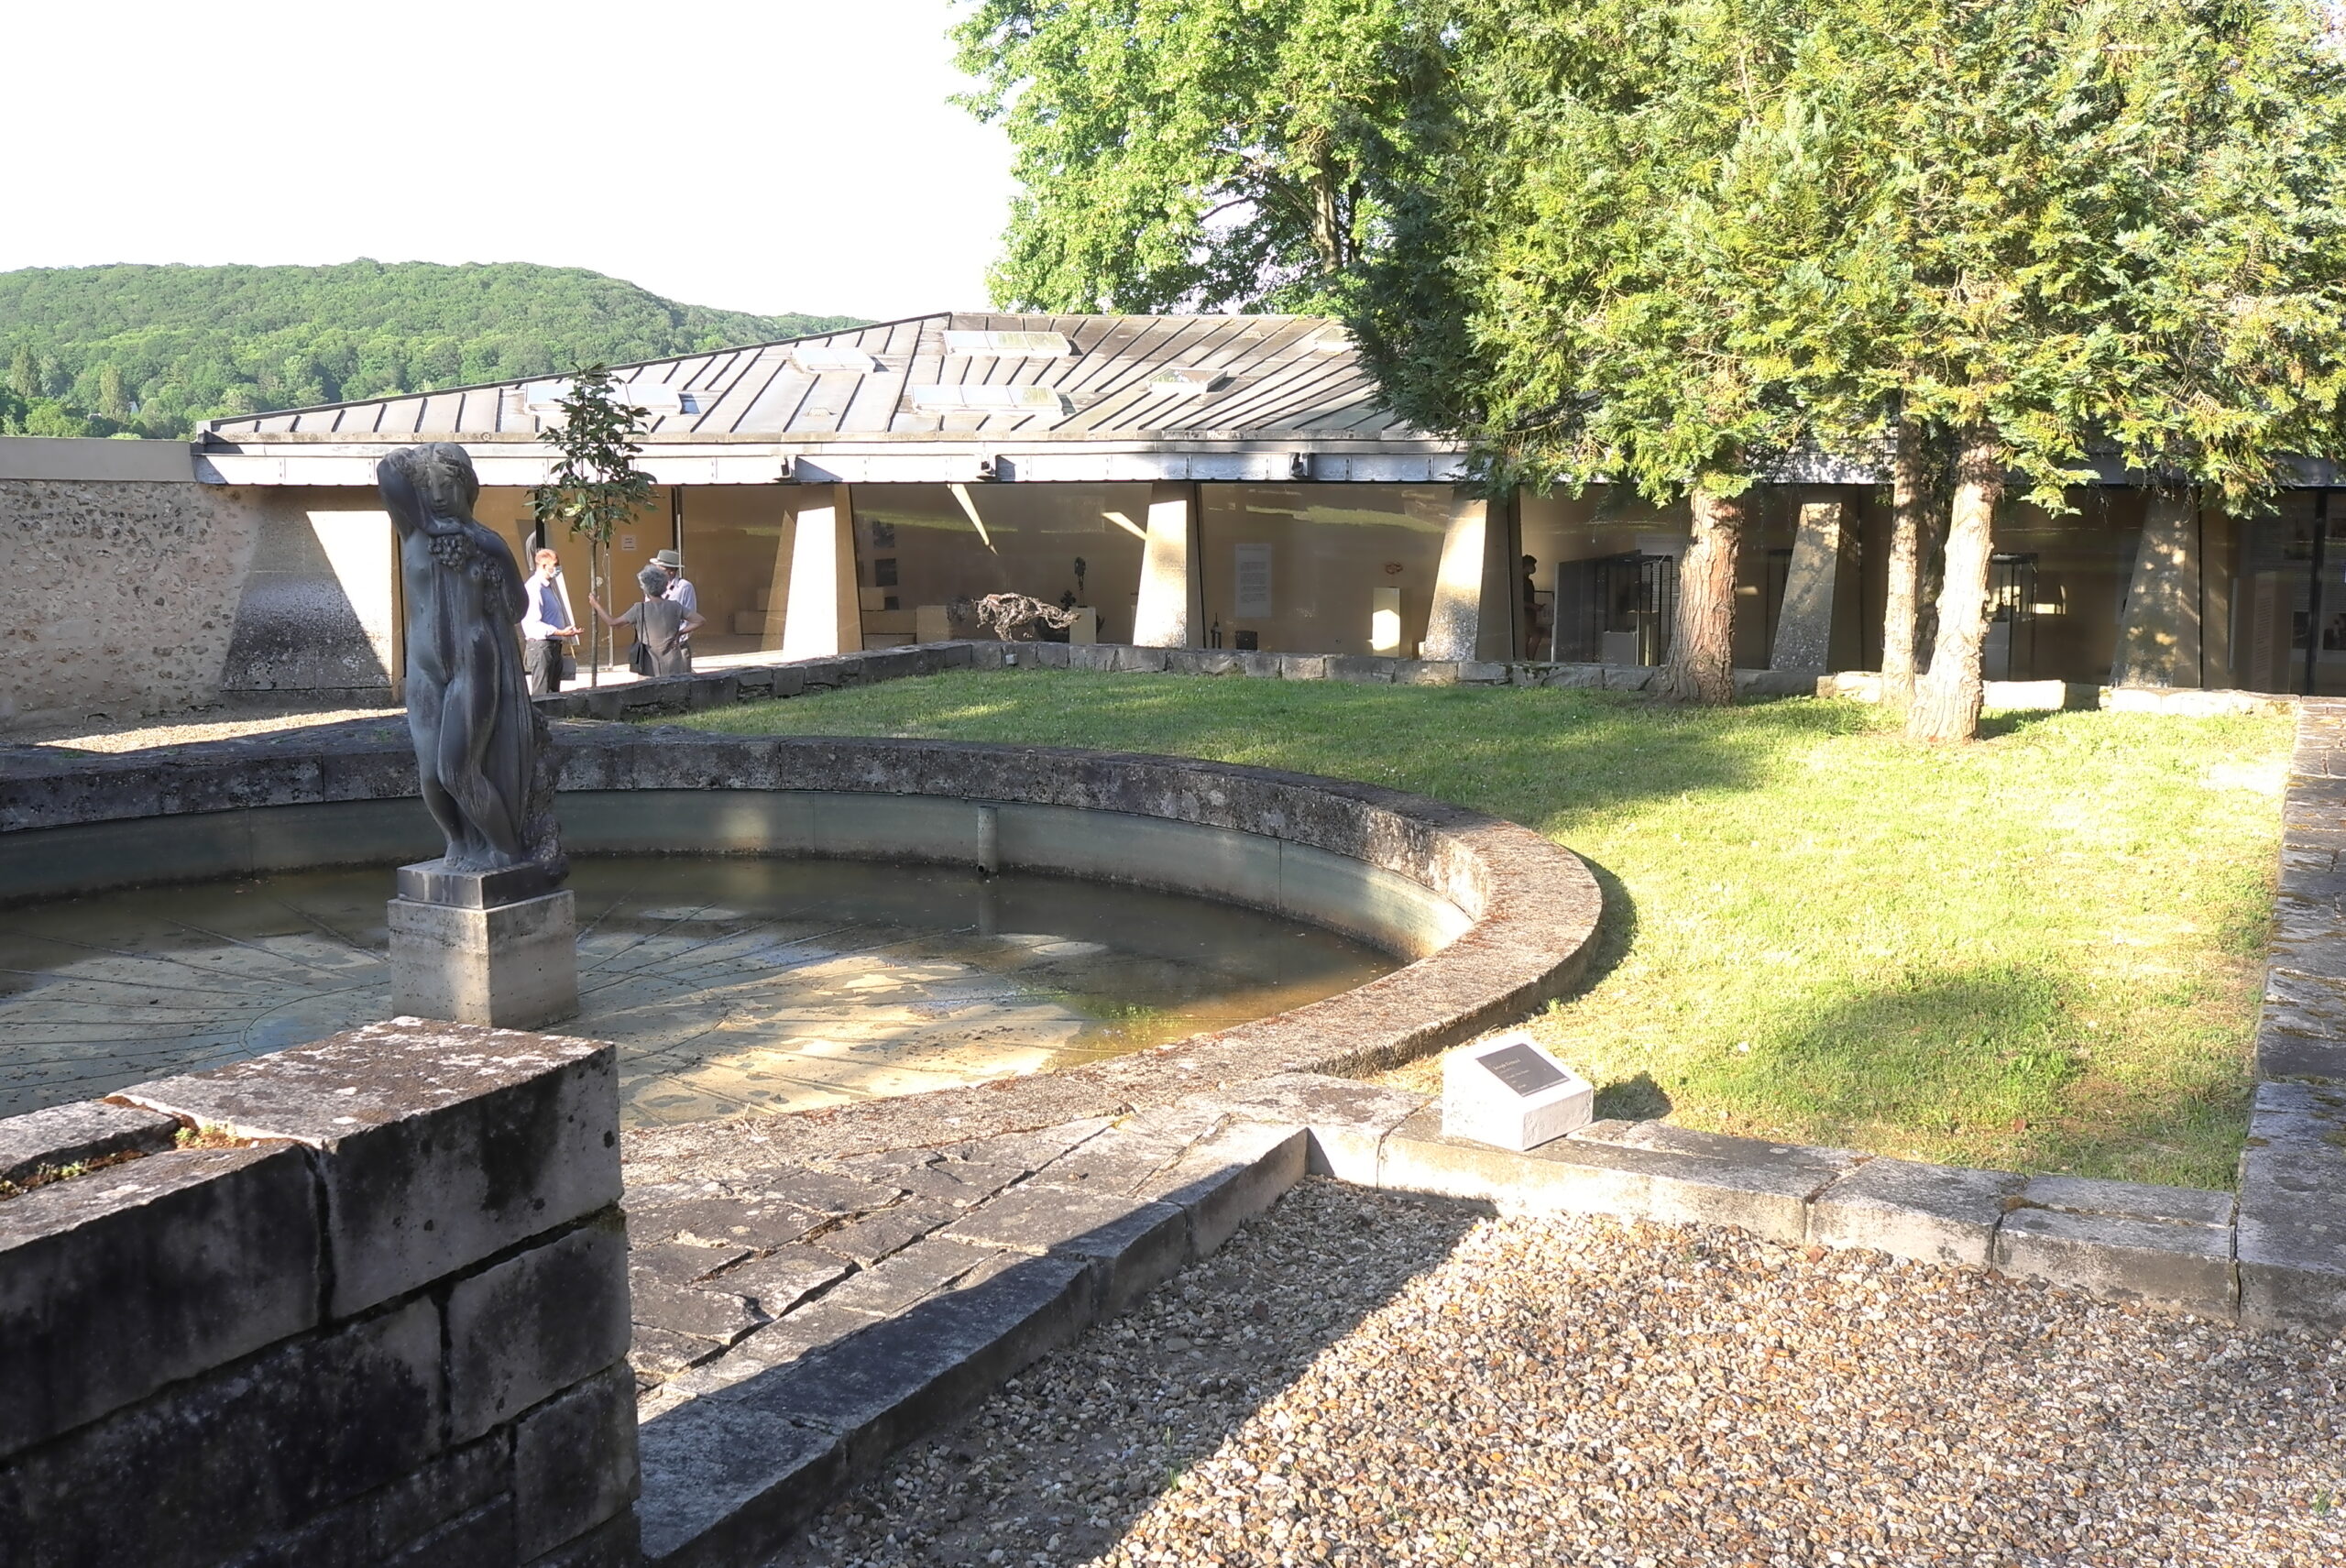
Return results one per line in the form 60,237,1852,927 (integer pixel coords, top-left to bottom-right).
653,548,697,671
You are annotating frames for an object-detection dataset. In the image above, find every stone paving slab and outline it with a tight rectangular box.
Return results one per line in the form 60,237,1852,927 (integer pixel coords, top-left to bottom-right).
1806,1156,2023,1267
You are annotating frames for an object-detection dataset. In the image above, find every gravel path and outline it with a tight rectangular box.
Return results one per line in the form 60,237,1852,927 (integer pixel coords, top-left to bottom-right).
769,1179,2346,1568
2,704,401,752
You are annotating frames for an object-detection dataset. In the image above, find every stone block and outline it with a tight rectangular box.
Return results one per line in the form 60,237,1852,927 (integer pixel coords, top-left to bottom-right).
2016,1174,2234,1229
1600,664,1655,691
125,1019,621,1319
631,1280,766,1348
1325,654,1396,685
0,1142,319,1459
1190,1074,1430,1184
1276,652,1329,680
583,689,628,722
1735,667,1819,697
820,1238,999,1316
730,666,776,696
1135,1122,1309,1255
1458,661,1508,685
447,1209,631,1442
1068,643,1118,672
1398,661,1460,685
1112,645,1170,674
699,1246,852,1318
0,1099,181,1187
730,1252,1094,1472
367,1434,513,1563
948,1184,1189,1314
4,1296,444,1568
817,1199,959,1266
1994,1208,2236,1315
1539,663,1606,690
767,664,806,696
383,1496,516,1568
522,1509,641,1568
2237,1082,2346,1330
514,1364,640,1561
630,1326,726,1381
634,1397,845,1568
685,674,740,710
388,888,580,1031
1806,1157,2022,1266
626,1194,823,1251
1233,651,1282,679
1027,641,1071,668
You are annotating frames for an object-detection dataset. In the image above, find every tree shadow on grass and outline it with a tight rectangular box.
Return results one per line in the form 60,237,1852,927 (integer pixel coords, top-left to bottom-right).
1713,961,2247,1187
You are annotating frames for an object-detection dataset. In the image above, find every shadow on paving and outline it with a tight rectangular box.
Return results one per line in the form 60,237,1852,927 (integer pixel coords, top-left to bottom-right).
750,1182,1488,1568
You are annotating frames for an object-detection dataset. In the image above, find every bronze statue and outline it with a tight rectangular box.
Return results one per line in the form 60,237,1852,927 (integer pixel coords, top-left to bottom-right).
379,444,565,880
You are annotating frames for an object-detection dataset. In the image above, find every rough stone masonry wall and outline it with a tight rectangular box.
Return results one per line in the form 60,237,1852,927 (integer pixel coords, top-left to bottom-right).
0,475,258,722
0,1019,641,1568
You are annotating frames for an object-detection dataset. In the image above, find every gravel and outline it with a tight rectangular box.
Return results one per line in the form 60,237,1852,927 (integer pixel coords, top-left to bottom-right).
767,1178,2346,1568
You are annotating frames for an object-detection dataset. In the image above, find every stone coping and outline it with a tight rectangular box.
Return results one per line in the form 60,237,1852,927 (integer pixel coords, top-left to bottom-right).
0,718,1604,1107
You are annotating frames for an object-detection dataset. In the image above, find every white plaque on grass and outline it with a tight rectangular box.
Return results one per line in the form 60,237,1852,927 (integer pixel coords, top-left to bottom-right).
1442,1033,1592,1151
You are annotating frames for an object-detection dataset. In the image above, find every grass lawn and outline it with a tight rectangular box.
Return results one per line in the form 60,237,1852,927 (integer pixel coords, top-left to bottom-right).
674,671,2289,1189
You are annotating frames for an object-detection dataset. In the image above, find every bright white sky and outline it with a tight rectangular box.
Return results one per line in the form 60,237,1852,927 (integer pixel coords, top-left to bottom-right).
9,0,1017,323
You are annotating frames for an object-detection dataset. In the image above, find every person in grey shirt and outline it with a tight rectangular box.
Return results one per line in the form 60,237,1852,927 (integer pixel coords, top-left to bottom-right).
653,548,697,670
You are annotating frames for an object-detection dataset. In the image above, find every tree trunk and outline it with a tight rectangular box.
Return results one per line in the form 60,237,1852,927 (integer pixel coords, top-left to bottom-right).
1659,487,1745,705
1907,429,2004,743
1880,420,1929,711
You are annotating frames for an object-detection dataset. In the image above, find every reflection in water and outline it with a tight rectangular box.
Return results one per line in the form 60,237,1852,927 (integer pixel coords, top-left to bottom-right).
0,857,1394,1127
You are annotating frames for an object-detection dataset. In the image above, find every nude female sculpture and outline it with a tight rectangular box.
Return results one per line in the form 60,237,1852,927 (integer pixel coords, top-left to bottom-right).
378,444,565,878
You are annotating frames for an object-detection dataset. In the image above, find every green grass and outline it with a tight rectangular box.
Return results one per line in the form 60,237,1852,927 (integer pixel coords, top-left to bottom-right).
674,671,2290,1188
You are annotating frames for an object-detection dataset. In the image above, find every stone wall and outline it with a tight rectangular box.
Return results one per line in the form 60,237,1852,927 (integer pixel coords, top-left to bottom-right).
0,438,258,722
0,1018,640,1567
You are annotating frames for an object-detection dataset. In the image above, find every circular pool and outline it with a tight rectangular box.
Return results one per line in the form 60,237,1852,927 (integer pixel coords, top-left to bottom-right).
0,854,1392,1125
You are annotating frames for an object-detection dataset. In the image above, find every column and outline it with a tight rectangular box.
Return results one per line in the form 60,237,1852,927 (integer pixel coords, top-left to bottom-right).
1424,490,1514,662
779,484,863,661
1770,499,1848,671
1132,481,1202,648
2112,488,2203,688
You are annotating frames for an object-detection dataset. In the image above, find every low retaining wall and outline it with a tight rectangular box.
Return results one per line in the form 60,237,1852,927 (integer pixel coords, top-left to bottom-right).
0,1019,638,1567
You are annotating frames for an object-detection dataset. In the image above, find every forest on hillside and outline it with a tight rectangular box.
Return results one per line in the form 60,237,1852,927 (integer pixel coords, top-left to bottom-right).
0,261,861,438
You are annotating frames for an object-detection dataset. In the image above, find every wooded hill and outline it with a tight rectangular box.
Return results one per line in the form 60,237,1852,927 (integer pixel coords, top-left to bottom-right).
0,261,861,438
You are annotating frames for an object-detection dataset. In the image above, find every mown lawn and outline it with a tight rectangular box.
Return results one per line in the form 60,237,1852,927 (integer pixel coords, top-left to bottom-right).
674,671,2289,1188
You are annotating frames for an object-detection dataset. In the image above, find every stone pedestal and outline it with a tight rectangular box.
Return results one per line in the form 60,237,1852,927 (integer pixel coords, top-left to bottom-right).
1442,1032,1592,1151
389,860,578,1029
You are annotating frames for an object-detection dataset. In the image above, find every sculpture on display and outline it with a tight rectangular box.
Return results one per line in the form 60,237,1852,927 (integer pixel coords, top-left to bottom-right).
379,443,566,883
952,591,1082,641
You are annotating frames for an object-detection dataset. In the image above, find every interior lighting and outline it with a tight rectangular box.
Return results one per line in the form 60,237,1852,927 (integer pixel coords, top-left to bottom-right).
949,483,998,552
1371,586,1403,654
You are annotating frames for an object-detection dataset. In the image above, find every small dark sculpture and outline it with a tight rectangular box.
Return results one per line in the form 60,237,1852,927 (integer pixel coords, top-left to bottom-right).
379,444,565,878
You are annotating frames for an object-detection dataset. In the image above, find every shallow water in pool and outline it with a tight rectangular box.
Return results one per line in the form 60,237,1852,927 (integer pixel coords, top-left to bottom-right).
0,856,1396,1126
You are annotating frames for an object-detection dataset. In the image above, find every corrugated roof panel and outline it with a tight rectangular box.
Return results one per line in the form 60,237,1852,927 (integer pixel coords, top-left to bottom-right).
200,311,1431,445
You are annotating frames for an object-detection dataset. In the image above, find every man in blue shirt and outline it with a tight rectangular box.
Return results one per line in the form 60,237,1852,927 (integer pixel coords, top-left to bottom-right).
521,549,580,695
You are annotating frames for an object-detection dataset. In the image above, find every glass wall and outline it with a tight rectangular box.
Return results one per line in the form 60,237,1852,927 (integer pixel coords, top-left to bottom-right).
849,483,1154,646
2229,489,2346,695
1195,485,1454,656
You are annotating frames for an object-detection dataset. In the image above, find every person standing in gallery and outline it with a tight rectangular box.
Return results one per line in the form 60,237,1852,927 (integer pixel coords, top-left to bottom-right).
654,548,697,670
588,564,702,679
520,548,579,696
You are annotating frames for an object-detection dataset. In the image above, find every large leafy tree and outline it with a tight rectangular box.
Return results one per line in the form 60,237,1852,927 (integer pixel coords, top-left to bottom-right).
1358,0,1897,703
952,0,1438,312
1853,0,2346,740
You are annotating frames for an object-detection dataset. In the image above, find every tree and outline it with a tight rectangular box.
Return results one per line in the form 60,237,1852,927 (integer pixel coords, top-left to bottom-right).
1358,0,1892,703
528,367,655,686
952,0,1437,312
6,344,36,401
1854,0,2346,740
93,362,130,422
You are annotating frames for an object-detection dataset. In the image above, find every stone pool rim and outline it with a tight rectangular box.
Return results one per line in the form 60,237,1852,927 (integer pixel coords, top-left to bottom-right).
0,724,1603,1091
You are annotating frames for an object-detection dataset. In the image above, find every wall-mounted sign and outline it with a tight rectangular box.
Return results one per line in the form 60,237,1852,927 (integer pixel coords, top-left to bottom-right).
619,533,639,553
1234,543,1274,618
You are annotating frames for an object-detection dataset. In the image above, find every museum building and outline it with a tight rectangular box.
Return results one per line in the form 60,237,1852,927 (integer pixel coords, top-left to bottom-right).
162,312,2346,696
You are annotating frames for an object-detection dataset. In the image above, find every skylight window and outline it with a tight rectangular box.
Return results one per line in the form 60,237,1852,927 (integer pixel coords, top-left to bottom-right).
1147,368,1227,396
910,384,1071,412
791,343,883,374
942,330,1074,357
1306,326,1354,353
521,378,682,415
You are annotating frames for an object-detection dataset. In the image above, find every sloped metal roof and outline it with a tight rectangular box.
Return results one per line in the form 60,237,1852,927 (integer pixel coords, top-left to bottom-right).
201,312,1423,444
